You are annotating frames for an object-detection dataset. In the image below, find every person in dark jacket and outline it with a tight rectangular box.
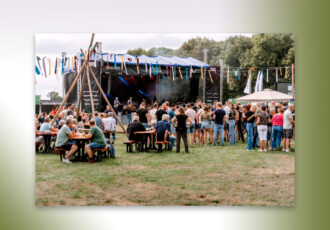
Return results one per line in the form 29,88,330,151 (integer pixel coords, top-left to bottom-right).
127,116,145,141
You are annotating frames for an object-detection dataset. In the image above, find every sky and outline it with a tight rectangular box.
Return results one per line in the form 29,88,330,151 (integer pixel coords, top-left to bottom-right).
35,33,251,99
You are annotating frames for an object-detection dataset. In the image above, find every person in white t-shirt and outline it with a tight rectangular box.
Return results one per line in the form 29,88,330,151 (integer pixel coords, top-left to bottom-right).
149,103,158,128
185,104,196,146
102,112,117,144
282,104,295,153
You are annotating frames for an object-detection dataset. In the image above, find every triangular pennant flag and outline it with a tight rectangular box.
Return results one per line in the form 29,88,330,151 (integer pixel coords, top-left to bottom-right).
178,67,183,79
42,57,47,78
36,56,43,76
275,67,278,82
244,70,252,94
136,57,139,74
266,69,269,82
35,65,41,75
185,68,188,80
121,56,124,70
208,70,213,83
201,66,204,79
106,53,110,69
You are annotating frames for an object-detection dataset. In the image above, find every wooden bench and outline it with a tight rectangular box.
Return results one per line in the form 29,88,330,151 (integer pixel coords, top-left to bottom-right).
123,140,135,152
93,147,108,162
155,140,169,152
54,148,66,161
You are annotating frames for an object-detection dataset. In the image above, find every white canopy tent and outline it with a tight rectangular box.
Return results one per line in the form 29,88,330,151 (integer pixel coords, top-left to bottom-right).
235,89,293,103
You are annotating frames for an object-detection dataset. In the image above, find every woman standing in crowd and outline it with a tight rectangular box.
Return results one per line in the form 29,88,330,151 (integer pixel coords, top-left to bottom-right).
201,106,213,145
236,104,245,143
256,105,269,152
171,106,192,153
244,105,256,151
228,103,238,145
271,108,284,151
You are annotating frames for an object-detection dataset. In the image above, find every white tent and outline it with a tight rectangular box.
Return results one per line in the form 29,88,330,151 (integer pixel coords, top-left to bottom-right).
235,89,293,103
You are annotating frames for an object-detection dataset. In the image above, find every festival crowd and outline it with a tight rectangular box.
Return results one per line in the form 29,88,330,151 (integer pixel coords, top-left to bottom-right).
36,97,295,163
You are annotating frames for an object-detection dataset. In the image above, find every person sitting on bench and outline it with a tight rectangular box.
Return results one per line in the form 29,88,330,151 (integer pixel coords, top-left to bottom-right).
85,119,107,163
155,114,176,151
55,118,78,164
127,116,145,141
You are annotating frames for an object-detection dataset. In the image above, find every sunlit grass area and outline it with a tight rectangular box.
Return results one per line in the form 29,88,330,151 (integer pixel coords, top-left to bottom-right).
36,134,295,206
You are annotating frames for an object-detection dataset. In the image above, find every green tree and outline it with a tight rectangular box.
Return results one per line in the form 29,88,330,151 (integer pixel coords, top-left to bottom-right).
47,91,62,101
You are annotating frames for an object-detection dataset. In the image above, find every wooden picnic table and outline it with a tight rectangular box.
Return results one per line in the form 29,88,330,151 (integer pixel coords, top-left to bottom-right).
36,131,58,153
133,130,157,152
70,133,91,161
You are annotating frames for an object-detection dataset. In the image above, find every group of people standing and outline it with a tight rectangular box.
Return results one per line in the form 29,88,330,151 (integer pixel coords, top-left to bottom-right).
125,98,295,153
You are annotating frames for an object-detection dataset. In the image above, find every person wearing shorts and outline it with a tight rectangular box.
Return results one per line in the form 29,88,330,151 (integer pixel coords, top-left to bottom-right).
55,118,78,163
256,106,270,152
283,104,295,152
85,119,107,163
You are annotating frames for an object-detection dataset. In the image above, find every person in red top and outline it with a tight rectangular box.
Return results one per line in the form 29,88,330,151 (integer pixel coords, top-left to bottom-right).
270,108,284,150
50,105,58,116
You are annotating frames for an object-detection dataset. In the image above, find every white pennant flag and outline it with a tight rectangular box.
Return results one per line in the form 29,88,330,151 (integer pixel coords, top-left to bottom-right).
254,71,261,93
149,64,152,77
244,71,252,94
266,69,269,82
145,63,148,73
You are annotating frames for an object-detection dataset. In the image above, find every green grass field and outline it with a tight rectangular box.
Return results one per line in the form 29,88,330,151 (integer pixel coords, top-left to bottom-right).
36,134,295,206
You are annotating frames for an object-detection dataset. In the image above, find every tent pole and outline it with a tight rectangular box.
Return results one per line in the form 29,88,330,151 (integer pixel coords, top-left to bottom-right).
87,65,128,137
86,66,95,117
50,33,95,126
76,68,86,119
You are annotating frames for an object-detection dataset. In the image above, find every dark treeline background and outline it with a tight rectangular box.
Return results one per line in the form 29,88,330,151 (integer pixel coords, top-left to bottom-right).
127,33,295,101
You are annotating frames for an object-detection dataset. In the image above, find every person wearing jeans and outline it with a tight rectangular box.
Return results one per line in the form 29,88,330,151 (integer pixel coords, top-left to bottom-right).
155,114,176,151
271,108,284,150
228,104,238,145
213,123,224,146
243,104,256,151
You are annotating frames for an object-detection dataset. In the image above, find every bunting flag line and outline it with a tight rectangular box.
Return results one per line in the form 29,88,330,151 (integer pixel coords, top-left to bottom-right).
42,57,47,78
208,70,213,83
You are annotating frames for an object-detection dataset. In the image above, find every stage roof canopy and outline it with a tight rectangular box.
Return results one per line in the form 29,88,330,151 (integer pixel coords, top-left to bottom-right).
95,53,209,68
235,89,293,103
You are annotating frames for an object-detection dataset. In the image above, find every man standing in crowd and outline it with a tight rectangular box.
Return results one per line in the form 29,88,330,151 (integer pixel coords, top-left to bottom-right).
213,102,227,146
66,103,74,117
283,104,295,153
102,112,117,144
94,112,102,128
135,102,150,128
85,119,107,163
55,118,78,164
185,104,196,146
156,103,168,122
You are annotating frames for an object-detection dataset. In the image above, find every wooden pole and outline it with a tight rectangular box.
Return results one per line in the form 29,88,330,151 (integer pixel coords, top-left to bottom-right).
50,33,95,125
76,68,86,119
292,63,295,99
87,65,128,137
86,66,95,116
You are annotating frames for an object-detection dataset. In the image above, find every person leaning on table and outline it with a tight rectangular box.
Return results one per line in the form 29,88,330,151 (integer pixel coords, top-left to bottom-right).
85,119,107,163
55,118,78,164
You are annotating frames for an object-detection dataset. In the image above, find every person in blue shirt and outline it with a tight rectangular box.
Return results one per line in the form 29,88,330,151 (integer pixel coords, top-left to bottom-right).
94,112,102,129
155,114,176,151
